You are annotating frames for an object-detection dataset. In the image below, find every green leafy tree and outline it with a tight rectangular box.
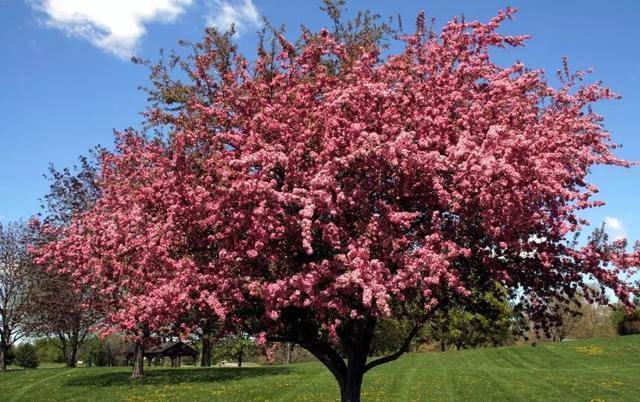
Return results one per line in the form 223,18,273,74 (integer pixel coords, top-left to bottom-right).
426,282,514,350
83,335,127,367
78,337,106,367
215,334,259,367
33,338,65,363
613,301,640,336
15,343,39,369
370,319,406,356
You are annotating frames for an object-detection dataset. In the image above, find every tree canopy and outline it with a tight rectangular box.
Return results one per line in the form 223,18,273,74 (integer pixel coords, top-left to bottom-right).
32,5,639,401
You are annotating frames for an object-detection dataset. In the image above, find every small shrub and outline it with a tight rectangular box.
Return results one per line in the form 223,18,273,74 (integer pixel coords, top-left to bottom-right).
613,307,640,336
15,343,40,369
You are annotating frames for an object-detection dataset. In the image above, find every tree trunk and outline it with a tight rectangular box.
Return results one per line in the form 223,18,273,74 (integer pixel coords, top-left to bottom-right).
284,342,292,365
316,318,376,402
59,337,68,367
0,340,6,371
66,329,84,368
280,316,417,402
340,352,367,402
237,350,243,368
200,334,212,367
340,320,376,402
340,375,364,402
131,342,144,379
67,348,77,368
440,340,446,352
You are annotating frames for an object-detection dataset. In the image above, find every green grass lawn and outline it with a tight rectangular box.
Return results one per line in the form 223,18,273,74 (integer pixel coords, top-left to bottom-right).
1,335,639,401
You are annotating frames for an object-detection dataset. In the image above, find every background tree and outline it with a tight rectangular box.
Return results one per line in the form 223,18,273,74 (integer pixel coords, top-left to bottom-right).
33,338,66,364
614,308,640,335
530,288,614,342
541,298,582,342
569,302,616,339
425,284,514,351
39,152,101,225
195,318,218,367
79,335,127,367
14,343,39,369
33,3,639,401
522,229,632,342
25,153,101,368
370,318,406,356
32,139,230,378
280,342,296,365
215,333,259,367
24,269,98,368
0,222,32,370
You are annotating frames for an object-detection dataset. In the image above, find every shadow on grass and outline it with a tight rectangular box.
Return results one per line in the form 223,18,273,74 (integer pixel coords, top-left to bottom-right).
65,367,293,387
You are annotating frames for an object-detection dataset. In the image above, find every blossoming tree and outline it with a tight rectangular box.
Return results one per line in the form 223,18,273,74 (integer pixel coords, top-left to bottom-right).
34,6,638,401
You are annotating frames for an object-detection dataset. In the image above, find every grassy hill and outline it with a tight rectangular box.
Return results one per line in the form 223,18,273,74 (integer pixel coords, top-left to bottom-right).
1,335,639,401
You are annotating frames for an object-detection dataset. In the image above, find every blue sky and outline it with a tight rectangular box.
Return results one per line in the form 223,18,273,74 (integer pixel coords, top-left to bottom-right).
1,0,639,244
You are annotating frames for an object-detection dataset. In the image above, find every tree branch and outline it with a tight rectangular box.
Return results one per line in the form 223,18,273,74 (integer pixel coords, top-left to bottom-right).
364,316,428,373
301,339,347,387
266,334,346,387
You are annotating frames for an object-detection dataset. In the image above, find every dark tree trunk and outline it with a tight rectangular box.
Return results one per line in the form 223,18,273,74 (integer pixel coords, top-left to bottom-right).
440,340,446,352
297,318,377,402
66,329,84,368
60,342,68,366
131,342,144,379
67,348,78,368
277,314,426,402
0,340,6,371
237,350,243,368
340,352,367,402
200,334,212,367
339,319,376,402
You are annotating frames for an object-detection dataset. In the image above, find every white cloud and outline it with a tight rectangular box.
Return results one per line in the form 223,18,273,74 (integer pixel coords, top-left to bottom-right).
604,216,626,240
32,0,193,59
0,215,5,221
206,0,260,35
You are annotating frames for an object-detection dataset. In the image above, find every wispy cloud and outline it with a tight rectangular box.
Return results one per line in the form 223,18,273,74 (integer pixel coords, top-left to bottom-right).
604,216,626,240
206,0,260,36
32,0,193,59
0,215,5,221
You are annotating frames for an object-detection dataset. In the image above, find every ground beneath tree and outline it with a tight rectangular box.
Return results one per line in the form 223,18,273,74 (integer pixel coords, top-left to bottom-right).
1,336,639,401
